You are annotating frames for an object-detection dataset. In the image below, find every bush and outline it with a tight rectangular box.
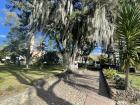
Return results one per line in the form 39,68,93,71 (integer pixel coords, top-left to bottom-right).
78,63,86,68
103,68,117,79
114,75,125,90
44,52,60,64
98,55,108,65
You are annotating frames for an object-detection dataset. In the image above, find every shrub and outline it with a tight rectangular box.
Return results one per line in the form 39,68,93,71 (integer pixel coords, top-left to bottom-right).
44,52,60,64
103,68,117,79
114,75,125,90
98,55,108,65
113,75,121,81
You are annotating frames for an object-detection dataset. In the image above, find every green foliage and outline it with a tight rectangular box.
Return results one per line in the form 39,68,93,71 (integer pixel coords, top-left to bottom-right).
98,55,108,65
103,68,117,79
87,56,95,65
78,63,86,68
44,52,60,64
116,1,140,89
116,1,140,70
0,26,27,59
119,73,140,90
114,75,125,90
33,53,59,67
0,45,11,58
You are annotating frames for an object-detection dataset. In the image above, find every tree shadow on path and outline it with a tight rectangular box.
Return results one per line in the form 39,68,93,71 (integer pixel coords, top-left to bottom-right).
35,79,72,105
63,72,99,93
63,70,111,98
10,71,72,105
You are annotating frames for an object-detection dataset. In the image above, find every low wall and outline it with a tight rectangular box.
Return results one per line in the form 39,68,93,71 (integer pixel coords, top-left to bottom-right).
100,70,112,98
102,72,140,105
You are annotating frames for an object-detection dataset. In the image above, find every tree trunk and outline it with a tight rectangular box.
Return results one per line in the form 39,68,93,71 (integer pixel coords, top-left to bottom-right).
25,47,31,69
125,68,129,90
26,63,29,69
25,54,30,69
63,53,72,71
63,52,78,71
25,32,34,69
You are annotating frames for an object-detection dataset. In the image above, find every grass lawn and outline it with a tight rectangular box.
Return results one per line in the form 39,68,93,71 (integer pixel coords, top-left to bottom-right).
136,64,140,71
0,64,64,97
118,72,140,90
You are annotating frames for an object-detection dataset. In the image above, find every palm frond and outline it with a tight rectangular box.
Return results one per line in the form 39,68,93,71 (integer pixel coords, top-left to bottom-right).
116,1,140,68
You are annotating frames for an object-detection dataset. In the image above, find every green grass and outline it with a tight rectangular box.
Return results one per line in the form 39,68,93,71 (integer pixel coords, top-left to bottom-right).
136,64,140,71
0,64,64,96
118,72,140,90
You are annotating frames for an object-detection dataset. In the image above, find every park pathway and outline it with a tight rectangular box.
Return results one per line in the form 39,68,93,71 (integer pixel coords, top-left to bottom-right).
23,70,116,105
65,70,115,105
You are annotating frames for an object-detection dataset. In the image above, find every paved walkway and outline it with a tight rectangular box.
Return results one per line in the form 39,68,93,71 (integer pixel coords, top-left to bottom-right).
65,70,115,105
84,92,115,105
23,70,116,105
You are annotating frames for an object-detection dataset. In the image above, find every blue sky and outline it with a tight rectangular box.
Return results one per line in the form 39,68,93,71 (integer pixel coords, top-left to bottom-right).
0,0,10,45
92,47,102,55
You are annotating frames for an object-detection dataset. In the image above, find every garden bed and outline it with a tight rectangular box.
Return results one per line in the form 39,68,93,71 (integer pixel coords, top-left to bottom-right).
103,69,140,105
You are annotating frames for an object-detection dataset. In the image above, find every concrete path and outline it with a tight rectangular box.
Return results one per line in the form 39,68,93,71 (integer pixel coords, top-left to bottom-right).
23,70,116,105
65,70,115,105
84,92,115,105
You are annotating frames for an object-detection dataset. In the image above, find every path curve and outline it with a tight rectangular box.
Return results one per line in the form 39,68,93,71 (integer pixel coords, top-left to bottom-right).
23,70,116,105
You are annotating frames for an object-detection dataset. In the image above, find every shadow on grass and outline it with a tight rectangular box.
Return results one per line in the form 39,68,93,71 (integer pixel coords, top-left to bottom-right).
129,73,140,77
31,65,64,71
0,65,25,72
0,65,14,71
9,71,32,85
0,64,64,76
7,66,72,105
119,72,140,77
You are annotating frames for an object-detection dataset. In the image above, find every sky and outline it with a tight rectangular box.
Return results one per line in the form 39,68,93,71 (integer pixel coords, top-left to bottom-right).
0,0,101,55
0,0,10,45
92,47,102,55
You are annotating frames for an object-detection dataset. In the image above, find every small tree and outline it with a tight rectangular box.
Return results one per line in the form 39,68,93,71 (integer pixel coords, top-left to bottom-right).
116,1,140,90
